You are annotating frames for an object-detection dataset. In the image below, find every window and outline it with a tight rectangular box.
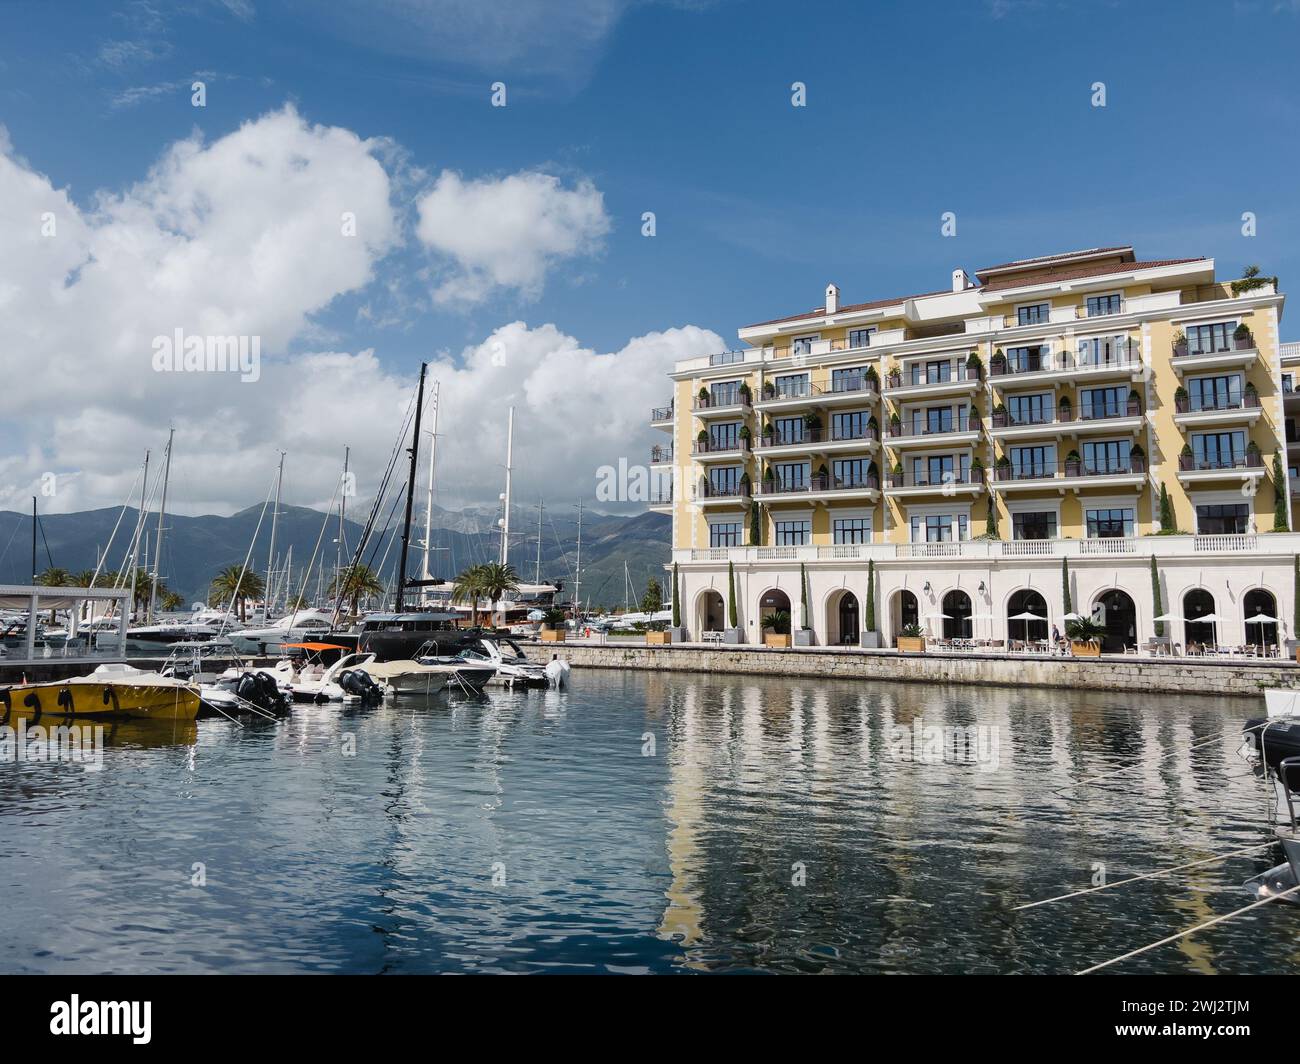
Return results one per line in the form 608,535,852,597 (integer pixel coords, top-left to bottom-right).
1013,511,1057,540
772,416,804,444
774,461,808,489
1008,393,1051,424
832,410,871,440
1079,386,1127,420
791,336,818,356
831,366,869,393
1187,321,1235,355
1195,503,1249,535
709,521,742,547
910,360,953,385
1284,373,1294,395
774,519,811,546
774,373,809,398
1191,430,1246,468
923,406,954,434
833,458,874,487
1017,303,1049,326
709,422,740,449
708,466,741,494
1086,293,1122,317
1010,445,1053,479
1082,439,1131,474
847,328,875,350
1076,335,1129,366
710,380,741,405
1006,345,1045,372
909,453,967,485
1187,374,1242,411
833,517,872,544
1086,507,1134,538
910,514,968,542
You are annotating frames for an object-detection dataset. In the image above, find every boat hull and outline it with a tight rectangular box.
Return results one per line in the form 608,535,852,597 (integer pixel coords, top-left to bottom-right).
0,680,201,722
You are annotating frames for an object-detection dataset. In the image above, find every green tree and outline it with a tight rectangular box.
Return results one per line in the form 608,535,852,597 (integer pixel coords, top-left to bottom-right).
1158,482,1175,531
329,563,385,619
799,562,810,631
474,562,521,626
1151,555,1164,638
641,577,663,614
985,498,999,538
160,590,185,612
1274,453,1290,531
450,564,489,626
209,565,264,622
35,567,69,623
727,561,738,628
671,562,681,629
865,558,876,633
749,499,761,546
1061,557,1072,615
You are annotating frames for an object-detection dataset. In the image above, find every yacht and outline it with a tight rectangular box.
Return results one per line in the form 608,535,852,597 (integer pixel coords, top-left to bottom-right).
230,609,337,655
461,637,548,687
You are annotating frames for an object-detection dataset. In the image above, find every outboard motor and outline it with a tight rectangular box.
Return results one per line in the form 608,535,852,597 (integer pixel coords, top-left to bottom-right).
255,671,289,714
338,668,382,703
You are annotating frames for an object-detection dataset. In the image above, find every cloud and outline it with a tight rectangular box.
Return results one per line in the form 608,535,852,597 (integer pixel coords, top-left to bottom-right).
416,170,610,305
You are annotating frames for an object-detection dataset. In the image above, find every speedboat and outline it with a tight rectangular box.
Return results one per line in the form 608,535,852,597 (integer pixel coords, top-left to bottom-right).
544,656,571,688
288,651,389,703
461,637,548,687
199,670,292,718
0,663,201,722
229,609,338,655
1244,837,1300,906
362,649,495,697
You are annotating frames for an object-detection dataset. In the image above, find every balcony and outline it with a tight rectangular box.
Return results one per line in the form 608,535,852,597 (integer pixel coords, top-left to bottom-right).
883,364,980,400
818,374,880,407
992,457,1146,493
651,404,674,430
650,444,673,465
692,392,752,419
887,414,981,450
1172,337,1258,374
886,468,984,497
988,401,1144,440
755,425,879,458
755,381,824,413
1172,392,1262,428
693,482,751,508
756,473,880,504
1176,452,1266,489
648,489,673,513
691,436,751,462
1077,299,1126,319
989,350,1140,388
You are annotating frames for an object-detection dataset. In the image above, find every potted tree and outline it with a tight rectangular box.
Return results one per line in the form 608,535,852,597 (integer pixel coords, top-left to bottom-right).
697,386,710,408
540,607,568,642
1247,439,1263,467
738,381,752,406
668,561,686,641
966,404,980,431
696,428,710,453
805,412,823,441
864,366,880,392
762,379,776,399
990,348,1007,376
1234,322,1254,350
738,424,753,448
645,619,672,645
1127,388,1142,416
866,414,880,441
966,351,984,380
995,454,1011,481
970,457,985,486
739,471,752,497
1244,381,1259,408
1129,443,1146,474
889,410,903,437
1172,330,1188,358
992,401,1009,428
1065,615,1106,657
815,463,830,490
1064,449,1082,478
897,622,926,654
1174,384,1190,414
1057,395,1072,423
762,609,792,648
1179,442,1195,471
724,561,743,643
890,459,905,488
861,558,880,648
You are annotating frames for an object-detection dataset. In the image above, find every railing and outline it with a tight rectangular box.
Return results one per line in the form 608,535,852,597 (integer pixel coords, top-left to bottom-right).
759,381,824,402
888,414,981,439
1178,453,1264,472
651,404,673,422
887,468,981,489
1078,537,1138,555
1079,299,1126,318
692,436,750,455
697,482,751,499
649,490,673,505
650,445,673,463
895,541,964,558
708,350,748,366
757,474,879,496
994,458,1146,482
885,364,979,390
1173,335,1256,358
990,400,1141,428
693,392,752,411
990,350,1138,377
1194,534,1258,552
1000,540,1055,556
826,374,878,396
1174,392,1261,414
756,426,879,449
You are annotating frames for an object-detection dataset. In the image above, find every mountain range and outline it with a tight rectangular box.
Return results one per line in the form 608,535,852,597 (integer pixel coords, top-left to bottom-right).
0,502,670,610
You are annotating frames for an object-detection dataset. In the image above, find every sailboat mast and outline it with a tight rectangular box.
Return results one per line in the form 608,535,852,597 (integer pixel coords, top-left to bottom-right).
127,450,149,622
147,427,174,622
422,379,440,597
573,499,582,618
499,406,514,566
337,445,349,587
534,499,543,584
266,450,284,616
395,362,427,613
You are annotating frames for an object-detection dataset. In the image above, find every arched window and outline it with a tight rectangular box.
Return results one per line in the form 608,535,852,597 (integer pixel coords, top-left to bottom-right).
1244,588,1278,649
1007,589,1048,645
942,589,972,640
1094,589,1136,653
1183,589,1217,650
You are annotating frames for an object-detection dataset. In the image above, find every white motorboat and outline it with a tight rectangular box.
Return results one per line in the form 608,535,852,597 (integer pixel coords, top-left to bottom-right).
230,609,338,655
543,656,571,688
461,637,548,687
288,651,389,703
358,658,451,697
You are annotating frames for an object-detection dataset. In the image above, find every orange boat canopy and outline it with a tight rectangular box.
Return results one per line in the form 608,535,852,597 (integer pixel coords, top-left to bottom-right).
280,642,350,652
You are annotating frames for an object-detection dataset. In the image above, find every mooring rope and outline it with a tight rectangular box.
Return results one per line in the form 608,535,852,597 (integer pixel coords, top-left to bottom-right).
1014,841,1276,911
1075,882,1300,974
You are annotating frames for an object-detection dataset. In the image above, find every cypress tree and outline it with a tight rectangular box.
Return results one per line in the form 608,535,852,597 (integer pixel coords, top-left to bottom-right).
1062,557,1072,615
671,562,681,629
865,558,877,633
985,497,999,538
1151,555,1164,638
1274,453,1289,531
799,562,810,630
1158,482,1174,532
727,560,737,628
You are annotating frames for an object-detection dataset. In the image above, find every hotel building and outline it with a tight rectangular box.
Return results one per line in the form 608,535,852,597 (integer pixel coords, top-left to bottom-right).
649,246,1299,652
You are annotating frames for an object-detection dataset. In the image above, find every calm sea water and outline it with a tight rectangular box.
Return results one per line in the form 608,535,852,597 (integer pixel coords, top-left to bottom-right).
0,670,1293,974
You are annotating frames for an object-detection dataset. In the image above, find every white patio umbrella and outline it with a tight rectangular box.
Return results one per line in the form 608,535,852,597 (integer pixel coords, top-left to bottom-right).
1186,612,1220,648
1152,612,1183,622
1062,611,1085,621
1008,611,1045,621
1245,613,1280,624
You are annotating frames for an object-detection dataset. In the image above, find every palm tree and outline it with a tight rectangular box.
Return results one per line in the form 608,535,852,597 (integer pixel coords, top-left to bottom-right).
209,565,264,622
450,564,489,626
475,562,520,627
35,567,68,623
328,564,385,618
70,569,98,621
160,590,185,612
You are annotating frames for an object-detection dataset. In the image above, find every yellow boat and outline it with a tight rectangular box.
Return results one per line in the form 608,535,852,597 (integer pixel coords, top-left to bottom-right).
0,665,200,723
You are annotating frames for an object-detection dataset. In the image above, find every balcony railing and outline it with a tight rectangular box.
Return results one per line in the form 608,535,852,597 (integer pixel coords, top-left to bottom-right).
758,474,879,496
756,426,879,449
649,490,673,505
759,381,824,402
650,445,673,463
708,350,748,366
692,436,750,455
885,364,979,390
1178,453,1264,472
826,374,878,396
990,350,1138,377
693,392,752,411
888,413,981,439
1174,392,1261,414
698,482,750,499
888,468,981,489
1173,335,1256,358
994,457,1146,482
1079,300,1126,318
651,404,673,422
990,400,1141,428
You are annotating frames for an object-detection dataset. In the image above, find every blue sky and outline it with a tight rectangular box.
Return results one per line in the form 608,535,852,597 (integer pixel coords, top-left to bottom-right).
1,0,1299,515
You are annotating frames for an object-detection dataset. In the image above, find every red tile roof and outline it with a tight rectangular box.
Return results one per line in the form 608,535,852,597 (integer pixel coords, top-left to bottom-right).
744,289,953,329
979,257,1206,292
975,246,1133,277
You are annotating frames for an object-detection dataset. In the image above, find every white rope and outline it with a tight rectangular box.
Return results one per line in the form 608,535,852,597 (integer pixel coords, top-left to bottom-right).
1014,842,1276,911
1076,883,1300,974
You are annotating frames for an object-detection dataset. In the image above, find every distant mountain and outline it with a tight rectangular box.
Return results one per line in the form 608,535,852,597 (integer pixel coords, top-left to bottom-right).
0,502,670,610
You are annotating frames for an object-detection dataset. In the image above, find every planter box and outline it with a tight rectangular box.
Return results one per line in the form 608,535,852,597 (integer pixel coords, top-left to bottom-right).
764,633,792,648
669,627,688,642
860,631,881,649
723,628,744,644
540,628,566,642
1288,640,1300,662
897,636,926,653
1070,640,1101,658
646,630,671,645
793,629,814,647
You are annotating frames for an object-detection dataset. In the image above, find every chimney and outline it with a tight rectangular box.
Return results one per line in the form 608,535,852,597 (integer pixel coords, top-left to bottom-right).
825,282,839,314
952,268,970,293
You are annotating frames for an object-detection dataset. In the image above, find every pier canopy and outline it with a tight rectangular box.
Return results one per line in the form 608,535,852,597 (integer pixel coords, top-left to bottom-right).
0,584,131,662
